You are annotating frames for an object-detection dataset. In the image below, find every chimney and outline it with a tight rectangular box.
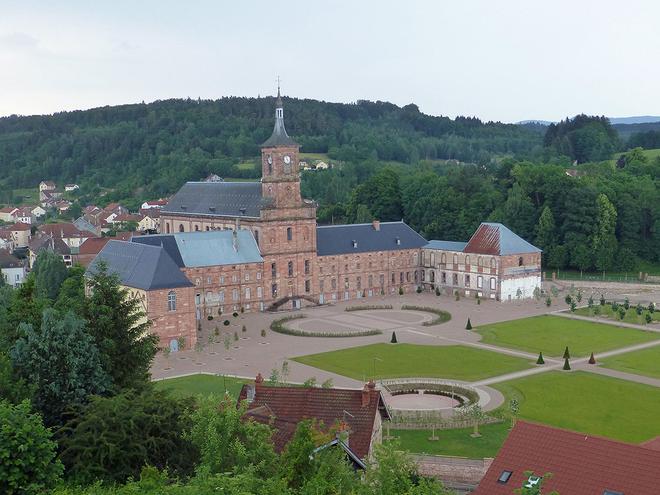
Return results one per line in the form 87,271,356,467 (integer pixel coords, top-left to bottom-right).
255,372,264,389
372,219,380,231
232,229,239,252
361,383,370,407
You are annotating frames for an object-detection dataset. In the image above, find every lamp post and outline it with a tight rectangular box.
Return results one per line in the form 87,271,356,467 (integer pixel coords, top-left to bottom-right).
372,357,382,381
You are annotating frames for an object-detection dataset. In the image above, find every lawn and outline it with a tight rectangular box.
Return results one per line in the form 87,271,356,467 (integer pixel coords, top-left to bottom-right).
600,345,660,379
388,422,510,459
11,187,38,206
292,343,533,382
154,374,249,399
476,315,658,357
493,371,660,443
573,305,659,325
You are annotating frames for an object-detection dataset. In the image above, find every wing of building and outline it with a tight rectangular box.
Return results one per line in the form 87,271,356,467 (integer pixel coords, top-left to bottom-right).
88,91,542,351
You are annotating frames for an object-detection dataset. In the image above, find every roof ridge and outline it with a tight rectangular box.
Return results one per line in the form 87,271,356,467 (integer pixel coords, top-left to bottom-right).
317,220,405,229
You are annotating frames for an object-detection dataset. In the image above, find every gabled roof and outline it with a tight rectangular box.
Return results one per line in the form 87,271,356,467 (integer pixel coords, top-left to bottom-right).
28,234,71,255
77,237,112,255
39,223,87,238
316,221,427,256
424,240,468,252
132,230,263,268
0,250,23,268
9,222,31,231
463,222,541,256
238,381,388,459
162,181,266,218
87,240,192,291
0,207,18,214
473,421,660,495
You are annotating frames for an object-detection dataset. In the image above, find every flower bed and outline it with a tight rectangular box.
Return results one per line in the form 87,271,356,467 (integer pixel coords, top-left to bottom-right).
270,315,382,338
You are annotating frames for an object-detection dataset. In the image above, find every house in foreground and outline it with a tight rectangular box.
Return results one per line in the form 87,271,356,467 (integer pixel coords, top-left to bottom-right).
473,421,660,495
0,250,26,287
238,376,390,462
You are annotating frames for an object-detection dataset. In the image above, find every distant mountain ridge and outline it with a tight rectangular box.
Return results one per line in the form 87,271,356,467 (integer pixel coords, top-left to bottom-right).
517,116,660,126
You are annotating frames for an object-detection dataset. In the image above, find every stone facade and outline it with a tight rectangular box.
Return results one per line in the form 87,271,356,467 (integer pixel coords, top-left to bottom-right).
143,286,196,351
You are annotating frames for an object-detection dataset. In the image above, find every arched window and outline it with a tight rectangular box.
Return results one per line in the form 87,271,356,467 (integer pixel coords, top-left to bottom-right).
166,223,171,234
430,271,435,283
518,256,524,266
254,229,259,245
441,253,446,264
287,227,293,241
491,258,496,268
195,225,200,231
167,291,176,311
178,224,185,232
288,261,294,277
453,254,458,264
465,255,470,265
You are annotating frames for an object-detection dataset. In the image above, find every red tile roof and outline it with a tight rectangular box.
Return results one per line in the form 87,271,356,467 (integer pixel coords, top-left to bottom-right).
473,421,660,495
0,207,18,214
39,223,87,238
9,222,31,231
238,379,387,459
77,237,112,255
112,213,142,223
641,436,660,452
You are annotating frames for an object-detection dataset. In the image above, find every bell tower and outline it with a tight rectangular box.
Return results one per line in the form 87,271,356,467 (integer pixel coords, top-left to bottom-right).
261,86,302,208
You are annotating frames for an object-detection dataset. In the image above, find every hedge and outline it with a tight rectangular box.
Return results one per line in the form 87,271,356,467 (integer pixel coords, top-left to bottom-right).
401,305,452,326
270,315,382,338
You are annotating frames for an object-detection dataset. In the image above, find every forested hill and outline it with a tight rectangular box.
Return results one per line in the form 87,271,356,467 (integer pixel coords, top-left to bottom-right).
0,97,541,197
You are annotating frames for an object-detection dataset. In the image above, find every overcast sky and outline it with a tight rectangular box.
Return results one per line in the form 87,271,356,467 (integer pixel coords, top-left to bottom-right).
1,0,658,122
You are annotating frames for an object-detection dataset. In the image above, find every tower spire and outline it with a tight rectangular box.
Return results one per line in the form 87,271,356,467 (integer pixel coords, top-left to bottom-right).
261,80,298,148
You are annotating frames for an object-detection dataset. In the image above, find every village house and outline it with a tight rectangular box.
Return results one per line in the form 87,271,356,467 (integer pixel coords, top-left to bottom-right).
474,421,660,495
137,209,160,232
238,375,389,462
31,206,47,219
0,207,19,223
28,234,72,268
39,181,56,193
140,199,168,210
38,223,92,248
64,184,80,192
0,231,15,252
0,250,26,287
7,222,31,249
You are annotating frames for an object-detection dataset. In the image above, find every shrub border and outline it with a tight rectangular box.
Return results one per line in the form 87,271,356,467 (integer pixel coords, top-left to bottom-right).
401,305,452,326
344,304,393,312
270,315,382,338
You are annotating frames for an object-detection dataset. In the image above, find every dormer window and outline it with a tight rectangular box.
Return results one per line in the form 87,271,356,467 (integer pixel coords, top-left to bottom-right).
352,240,358,248
395,237,401,245
276,107,283,119
497,470,513,484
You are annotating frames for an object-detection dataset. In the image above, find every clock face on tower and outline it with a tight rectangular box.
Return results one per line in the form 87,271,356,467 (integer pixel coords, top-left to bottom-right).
267,154,273,164
283,155,291,164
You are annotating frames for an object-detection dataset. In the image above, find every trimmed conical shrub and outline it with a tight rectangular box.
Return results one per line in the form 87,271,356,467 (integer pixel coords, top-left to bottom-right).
536,352,545,365
588,352,596,364
390,331,398,344
466,318,472,330
563,357,571,370
563,346,570,359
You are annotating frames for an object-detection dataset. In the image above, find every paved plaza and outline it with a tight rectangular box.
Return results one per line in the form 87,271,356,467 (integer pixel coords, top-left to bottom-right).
151,290,660,413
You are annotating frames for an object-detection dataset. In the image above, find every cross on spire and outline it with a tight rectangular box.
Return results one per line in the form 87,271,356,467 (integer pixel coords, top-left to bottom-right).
276,76,281,97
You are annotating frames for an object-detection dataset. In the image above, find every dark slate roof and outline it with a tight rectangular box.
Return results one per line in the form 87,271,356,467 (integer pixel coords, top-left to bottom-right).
463,222,541,256
261,94,299,148
424,240,468,252
162,182,266,218
473,421,660,495
87,240,192,290
316,221,427,256
132,230,262,268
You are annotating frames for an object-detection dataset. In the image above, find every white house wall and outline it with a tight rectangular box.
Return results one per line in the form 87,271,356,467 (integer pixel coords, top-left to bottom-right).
500,275,541,301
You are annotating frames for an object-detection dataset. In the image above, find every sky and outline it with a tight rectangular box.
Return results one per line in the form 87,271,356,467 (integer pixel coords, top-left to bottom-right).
1,0,659,123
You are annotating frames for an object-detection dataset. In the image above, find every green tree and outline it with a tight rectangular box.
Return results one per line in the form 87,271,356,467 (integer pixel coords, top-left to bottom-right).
186,394,277,478
32,250,68,300
54,264,86,316
592,193,618,271
10,309,109,424
58,389,197,484
84,262,158,390
0,400,63,495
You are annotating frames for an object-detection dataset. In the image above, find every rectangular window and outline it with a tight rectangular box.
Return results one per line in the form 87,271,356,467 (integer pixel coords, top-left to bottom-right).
368,275,373,287
453,274,458,286
441,272,447,284
305,280,311,293
232,289,238,301
304,259,310,275
219,290,225,302
257,287,263,298
490,277,496,290
220,275,225,284
245,272,250,281
272,283,278,297
344,277,349,289
380,274,384,286
400,272,404,283
271,263,277,278
195,293,201,305
288,261,294,277
245,287,251,299
232,274,238,283
357,276,361,290
331,278,337,289
477,276,483,288
256,271,262,280
465,274,470,287
320,279,325,291
167,291,176,311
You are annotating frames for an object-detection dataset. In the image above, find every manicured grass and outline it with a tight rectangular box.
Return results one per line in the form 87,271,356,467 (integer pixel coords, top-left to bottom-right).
476,315,658,357
388,422,510,459
292,343,533,382
11,187,38,206
493,371,660,443
573,305,660,325
299,152,331,162
600,345,660,379
154,374,249,399
236,160,257,170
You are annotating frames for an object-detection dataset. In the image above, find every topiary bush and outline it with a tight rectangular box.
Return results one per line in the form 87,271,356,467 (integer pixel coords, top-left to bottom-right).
207,315,213,321
545,297,552,307
465,318,472,330
563,346,570,359
390,331,398,343
588,352,596,364
223,320,230,326
563,357,571,370
536,352,545,365
232,311,239,318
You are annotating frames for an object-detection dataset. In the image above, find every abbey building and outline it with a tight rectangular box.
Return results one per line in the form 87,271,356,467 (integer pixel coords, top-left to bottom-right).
88,91,542,350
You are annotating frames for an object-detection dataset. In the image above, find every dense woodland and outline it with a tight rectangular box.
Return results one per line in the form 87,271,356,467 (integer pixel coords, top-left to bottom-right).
1,98,659,272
